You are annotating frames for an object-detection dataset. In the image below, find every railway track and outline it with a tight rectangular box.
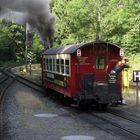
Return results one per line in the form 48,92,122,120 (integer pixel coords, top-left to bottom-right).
0,74,15,136
51,101,140,140
1,68,140,140
0,68,45,115
91,111,140,140
0,68,46,139
2,68,44,93
107,109,140,124
0,74,9,84
0,74,14,103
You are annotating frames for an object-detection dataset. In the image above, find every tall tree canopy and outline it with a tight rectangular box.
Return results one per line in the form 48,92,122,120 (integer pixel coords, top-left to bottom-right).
0,0,140,65
0,20,25,63
52,0,140,56
0,20,44,64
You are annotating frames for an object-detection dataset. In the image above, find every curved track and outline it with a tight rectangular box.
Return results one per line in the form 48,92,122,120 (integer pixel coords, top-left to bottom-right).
0,68,106,140
0,74,9,84
2,68,44,93
90,111,140,140
0,68,45,116
108,109,140,124
0,73,14,103
0,73,15,136
1,68,140,140
0,68,46,139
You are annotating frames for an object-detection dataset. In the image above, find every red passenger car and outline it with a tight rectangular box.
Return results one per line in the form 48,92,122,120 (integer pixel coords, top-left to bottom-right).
41,41,128,107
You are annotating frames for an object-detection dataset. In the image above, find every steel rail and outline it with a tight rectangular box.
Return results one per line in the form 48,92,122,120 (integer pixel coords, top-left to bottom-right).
107,109,140,124
3,68,44,93
91,112,140,139
0,77,15,137
0,77,15,105
0,75,9,84
3,68,140,139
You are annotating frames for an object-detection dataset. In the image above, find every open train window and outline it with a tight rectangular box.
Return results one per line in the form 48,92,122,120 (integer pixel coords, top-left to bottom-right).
52,58,55,72
56,59,60,73
65,59,70,75
43,58,45,69
61,59,64,74
49,58,52,71
46,58,48,70
96,56,105,69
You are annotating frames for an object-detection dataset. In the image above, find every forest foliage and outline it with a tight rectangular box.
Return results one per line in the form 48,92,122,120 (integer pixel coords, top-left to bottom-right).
52,0,140,55
0,0,140,65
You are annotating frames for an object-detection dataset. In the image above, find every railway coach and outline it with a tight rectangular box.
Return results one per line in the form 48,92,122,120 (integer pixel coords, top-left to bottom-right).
41,41,129,108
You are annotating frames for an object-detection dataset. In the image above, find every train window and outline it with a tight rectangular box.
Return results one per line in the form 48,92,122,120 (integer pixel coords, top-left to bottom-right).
43,58,45,69
48,58,50,71
49,58,52,71
56,59,60,73
96,56,105,69
61,59,64,74
46,58,48,70
52,58,55,72
65,59,70,75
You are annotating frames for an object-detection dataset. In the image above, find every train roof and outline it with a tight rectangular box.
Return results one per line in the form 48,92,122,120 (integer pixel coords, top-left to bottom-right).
43,41,121,55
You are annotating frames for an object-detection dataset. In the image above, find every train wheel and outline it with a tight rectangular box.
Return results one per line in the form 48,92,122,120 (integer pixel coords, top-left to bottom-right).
79,100,88,110
100,103,108,111
97,103,108,111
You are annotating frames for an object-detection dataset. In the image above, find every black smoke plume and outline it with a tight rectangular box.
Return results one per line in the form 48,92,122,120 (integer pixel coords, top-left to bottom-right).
0,0,55,49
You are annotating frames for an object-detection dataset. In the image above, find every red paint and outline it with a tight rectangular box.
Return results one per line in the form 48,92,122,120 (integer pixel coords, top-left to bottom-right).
41,42,123,103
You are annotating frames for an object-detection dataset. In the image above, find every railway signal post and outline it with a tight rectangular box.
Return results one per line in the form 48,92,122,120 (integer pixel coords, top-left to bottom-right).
133,70,140,105
25,23,33,75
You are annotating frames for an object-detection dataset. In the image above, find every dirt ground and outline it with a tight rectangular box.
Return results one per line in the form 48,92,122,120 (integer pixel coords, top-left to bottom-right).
12,64,42,85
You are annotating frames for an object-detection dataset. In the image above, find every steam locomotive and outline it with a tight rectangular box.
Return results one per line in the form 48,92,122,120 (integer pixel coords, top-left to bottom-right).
41,41,129,109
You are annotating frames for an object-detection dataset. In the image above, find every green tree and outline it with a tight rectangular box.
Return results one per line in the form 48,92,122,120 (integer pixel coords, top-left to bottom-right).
52,0,140,56
0,0,140,65
52,0,112,46
52,0,96,45
0,20,16,61
32,34,44,63
0,19,26,64
122,0,140,55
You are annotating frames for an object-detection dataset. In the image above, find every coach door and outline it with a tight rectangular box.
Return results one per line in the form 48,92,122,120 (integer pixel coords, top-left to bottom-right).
94,44,107,81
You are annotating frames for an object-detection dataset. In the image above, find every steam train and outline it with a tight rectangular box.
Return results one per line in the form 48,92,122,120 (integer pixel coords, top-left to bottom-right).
41,41,129,108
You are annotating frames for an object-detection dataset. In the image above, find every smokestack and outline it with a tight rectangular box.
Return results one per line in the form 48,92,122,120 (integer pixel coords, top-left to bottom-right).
0,0,55,49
